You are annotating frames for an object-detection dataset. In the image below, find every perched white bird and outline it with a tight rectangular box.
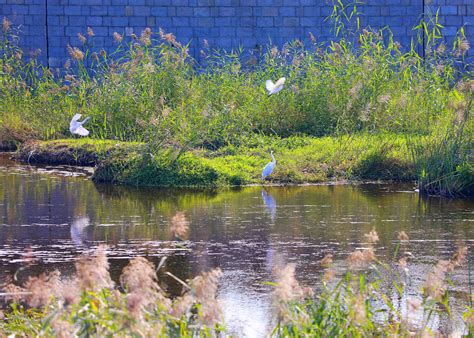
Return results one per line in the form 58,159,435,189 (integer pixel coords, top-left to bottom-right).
262,151,276,179
265,77,286,95
69,114,91,136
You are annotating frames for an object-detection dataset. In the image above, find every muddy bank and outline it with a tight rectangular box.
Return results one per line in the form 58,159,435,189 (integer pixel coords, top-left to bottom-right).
0,141,17,152
15,139,145,166
15,140,99,165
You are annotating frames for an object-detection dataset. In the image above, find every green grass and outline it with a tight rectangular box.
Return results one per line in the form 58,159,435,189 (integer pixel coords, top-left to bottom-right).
1,4,472,195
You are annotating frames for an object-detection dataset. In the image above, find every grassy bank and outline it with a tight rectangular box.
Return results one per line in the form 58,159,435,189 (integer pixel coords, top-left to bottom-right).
0,229,472,336
16,133,416,186
1,3,473,195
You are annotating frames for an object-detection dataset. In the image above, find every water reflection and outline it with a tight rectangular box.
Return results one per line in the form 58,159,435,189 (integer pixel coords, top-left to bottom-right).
0,156,473,336
70,216,90,247
220,270,271,337
262,188,277,222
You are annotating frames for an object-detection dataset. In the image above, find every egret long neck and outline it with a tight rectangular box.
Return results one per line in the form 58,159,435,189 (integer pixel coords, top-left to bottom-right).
271,153,276,163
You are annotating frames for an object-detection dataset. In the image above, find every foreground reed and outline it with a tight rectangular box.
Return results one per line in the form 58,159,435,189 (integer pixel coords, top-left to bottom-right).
0,229,471,336
0,246,224,337
271,230,473,337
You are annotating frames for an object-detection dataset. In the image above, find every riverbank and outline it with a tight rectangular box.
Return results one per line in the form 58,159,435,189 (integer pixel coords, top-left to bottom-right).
13,134,416,187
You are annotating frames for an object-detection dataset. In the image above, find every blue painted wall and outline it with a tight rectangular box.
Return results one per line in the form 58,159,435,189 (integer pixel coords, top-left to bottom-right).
1,0,472,67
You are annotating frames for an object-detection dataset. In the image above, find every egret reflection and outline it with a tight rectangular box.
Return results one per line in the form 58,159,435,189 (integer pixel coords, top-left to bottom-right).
261,189,277,221
70,216,90,246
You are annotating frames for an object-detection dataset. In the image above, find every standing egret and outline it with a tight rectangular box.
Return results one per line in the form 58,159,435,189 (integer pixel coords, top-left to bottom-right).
265,77,286,95
70,114,91,136
262,151,276,179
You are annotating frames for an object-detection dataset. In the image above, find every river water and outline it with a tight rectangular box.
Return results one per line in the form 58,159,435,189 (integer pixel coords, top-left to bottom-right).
0,153,473,336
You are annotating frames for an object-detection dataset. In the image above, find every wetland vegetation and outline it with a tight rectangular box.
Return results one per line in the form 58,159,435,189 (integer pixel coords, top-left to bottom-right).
1,3,473,195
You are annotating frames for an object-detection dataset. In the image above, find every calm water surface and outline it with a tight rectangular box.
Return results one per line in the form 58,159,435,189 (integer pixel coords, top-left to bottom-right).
0,153,473,336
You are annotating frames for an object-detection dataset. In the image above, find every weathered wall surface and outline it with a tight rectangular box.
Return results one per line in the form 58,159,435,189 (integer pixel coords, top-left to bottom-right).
0,0,472,67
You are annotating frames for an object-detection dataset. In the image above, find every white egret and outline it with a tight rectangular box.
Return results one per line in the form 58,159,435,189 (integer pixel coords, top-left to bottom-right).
69,114,91,136
262,151,276,179
265,77,286,95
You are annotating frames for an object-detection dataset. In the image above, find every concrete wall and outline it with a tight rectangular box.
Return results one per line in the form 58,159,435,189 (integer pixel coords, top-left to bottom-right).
1,0,472,67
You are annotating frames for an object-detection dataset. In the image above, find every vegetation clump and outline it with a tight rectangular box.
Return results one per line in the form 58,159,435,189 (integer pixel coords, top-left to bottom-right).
18,134,416,186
